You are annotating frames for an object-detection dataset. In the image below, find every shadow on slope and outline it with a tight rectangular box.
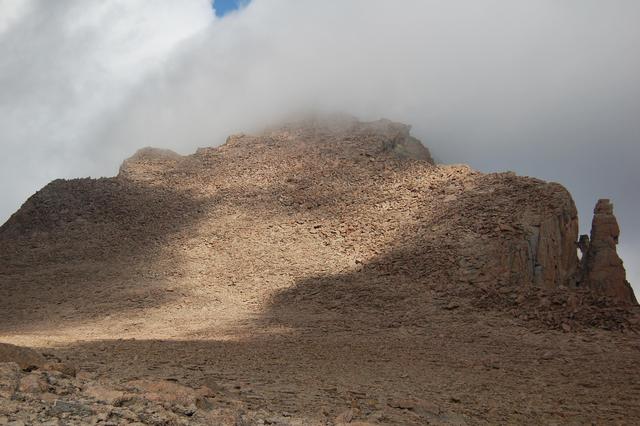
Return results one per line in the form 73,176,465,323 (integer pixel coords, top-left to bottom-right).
0,177,207,332
258,176,639,333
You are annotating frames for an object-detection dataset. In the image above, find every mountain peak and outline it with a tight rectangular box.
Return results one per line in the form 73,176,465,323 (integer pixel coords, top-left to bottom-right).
0,117,637,424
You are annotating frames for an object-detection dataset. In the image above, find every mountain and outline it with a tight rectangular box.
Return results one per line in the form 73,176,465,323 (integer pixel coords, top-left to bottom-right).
0,117,638,424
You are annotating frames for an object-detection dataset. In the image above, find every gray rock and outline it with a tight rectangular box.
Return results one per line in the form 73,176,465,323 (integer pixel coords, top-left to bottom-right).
48,400,94,417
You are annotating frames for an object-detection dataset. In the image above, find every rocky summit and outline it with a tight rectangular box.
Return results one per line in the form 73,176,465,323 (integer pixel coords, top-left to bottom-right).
0,117,638,425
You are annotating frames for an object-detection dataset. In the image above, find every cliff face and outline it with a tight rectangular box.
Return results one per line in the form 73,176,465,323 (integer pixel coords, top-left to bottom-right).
526,193,580,289
493,183,580,290
0,117,635,339
451,176,579,290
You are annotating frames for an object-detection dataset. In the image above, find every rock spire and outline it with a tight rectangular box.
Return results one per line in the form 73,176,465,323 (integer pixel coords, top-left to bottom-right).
578,199,637,304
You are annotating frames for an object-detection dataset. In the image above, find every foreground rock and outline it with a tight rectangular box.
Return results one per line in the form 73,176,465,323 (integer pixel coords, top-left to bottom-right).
0,360,229,425
0,355,347,425
0,343,225,425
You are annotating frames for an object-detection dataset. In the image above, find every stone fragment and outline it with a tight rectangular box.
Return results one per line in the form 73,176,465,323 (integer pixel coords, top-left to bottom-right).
541,351,554,360
444,302,460,310
387,399,415,410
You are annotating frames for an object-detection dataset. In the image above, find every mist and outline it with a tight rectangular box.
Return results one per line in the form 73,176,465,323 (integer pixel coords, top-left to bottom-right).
1,0,639,291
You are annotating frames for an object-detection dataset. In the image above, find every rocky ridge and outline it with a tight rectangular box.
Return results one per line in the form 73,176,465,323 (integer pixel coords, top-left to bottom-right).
1,117,639,424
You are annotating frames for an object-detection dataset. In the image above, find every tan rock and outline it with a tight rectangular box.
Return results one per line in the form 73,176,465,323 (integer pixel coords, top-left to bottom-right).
0,362,20,399
0,343,46,371
82,383,125,405
126,379,202,406
43,362,76,377
387,398,416,410
18,372,48,394
335,408,356,424
39,392,58,403
197,408,241,426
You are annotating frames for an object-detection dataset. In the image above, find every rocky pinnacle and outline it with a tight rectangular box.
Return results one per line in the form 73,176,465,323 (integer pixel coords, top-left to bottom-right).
578,199,637,304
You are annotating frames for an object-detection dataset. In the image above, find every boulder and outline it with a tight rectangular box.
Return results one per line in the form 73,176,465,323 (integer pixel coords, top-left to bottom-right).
0,343,46,371
18,372,49,394
43,362,77,377
82,383,125,405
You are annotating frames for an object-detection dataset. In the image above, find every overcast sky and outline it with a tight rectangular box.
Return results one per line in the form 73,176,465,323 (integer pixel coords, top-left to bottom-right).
1,0,638,293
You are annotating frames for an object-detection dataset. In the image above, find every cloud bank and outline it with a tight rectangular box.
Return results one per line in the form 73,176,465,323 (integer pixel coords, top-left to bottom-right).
0,0,212,222
1,0,639,290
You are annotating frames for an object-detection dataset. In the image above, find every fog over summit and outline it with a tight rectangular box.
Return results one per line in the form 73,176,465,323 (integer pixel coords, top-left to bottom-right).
1,0,639,290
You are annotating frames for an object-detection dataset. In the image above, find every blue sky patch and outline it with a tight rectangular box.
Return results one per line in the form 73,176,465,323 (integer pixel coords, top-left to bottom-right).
213,0,247,17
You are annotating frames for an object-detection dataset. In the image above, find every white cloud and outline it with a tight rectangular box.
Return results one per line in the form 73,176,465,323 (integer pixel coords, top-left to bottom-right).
0,0,212,216
0,0,32,34
0,0,638,293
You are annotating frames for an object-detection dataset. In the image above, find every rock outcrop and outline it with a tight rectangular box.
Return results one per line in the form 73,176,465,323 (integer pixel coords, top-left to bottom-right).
578,199,637,305
510,183,580,290
455,178,580,292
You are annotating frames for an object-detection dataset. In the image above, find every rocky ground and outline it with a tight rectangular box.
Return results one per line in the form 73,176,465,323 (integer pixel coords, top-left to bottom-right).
1,117,639,424
0,342,279,425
